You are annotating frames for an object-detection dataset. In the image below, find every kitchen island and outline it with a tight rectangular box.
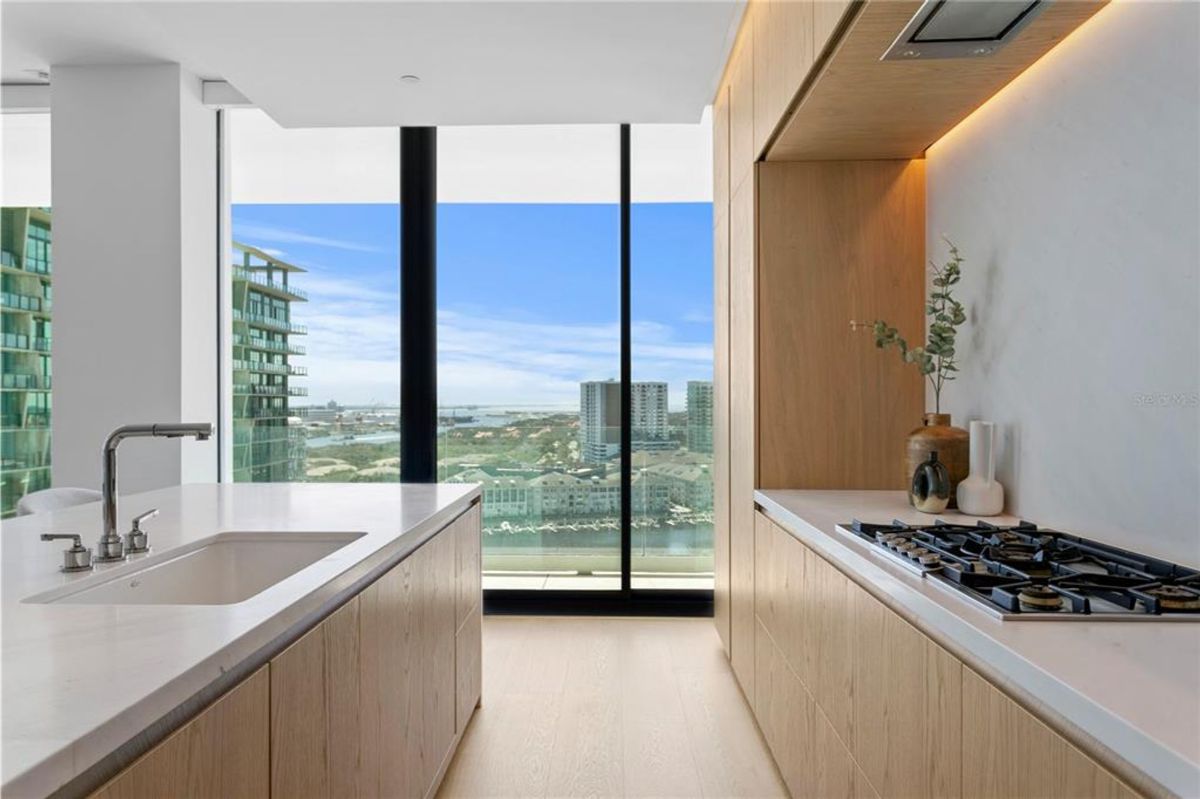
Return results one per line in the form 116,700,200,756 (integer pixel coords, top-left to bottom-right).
1,482,482,798
754,489,1200,799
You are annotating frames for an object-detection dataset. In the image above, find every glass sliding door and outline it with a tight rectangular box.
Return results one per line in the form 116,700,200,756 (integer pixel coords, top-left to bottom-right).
227,109,401,483
630,114,716,589
437,125,622,590
1,112,53,517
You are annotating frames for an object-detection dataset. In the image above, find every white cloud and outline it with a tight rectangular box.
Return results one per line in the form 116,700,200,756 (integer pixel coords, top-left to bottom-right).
235,223,384,253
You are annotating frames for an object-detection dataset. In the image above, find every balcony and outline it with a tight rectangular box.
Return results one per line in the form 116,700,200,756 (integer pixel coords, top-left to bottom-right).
238,406,292,419
232,309,307,335
1,333,29,350
231,359,307,376
233,267,308,301
233,334,306,356
234,384,308,397
2,374,51,390
1,292,49,313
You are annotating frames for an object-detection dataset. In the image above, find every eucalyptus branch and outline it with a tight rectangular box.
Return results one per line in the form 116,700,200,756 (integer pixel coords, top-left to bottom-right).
851,239,967,414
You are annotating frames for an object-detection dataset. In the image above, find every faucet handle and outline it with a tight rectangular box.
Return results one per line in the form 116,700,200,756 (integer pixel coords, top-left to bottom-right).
125,508,159,554
40,533,94,573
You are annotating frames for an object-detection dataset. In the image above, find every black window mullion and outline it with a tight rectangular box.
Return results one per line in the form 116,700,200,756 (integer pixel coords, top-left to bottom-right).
620,124,632,596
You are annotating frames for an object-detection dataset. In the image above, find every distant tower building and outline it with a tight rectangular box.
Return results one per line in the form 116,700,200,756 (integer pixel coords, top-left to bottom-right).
0,207,53,517
231,243,308,482
687,380,713,454
631,381,671,451
580,380,621,463
579,380,671,463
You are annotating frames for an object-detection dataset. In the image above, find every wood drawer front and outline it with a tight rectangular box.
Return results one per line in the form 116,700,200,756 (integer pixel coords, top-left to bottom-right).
962,668,1138,799
456,504,482,629
89,668,269,799
755,618,858,799
456,602,483,734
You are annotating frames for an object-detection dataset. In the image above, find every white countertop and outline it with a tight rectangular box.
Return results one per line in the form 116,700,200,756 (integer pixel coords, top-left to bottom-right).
755,490,1200,799
1,482,480,798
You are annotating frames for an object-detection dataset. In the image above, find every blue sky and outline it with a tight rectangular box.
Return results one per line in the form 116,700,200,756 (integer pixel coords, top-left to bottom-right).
233,202,712,409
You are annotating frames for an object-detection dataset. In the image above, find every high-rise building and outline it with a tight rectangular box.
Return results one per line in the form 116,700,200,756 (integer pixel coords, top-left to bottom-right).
580,379,621,463
631,381,671,450
579,379,671,463
231,243,308,482
1,208,53,517
686,380,713,454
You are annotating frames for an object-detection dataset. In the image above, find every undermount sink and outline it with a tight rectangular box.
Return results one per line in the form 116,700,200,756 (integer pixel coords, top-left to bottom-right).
25,531,365,606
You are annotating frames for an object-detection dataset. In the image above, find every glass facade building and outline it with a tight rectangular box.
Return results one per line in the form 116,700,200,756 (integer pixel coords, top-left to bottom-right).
1,207,53,517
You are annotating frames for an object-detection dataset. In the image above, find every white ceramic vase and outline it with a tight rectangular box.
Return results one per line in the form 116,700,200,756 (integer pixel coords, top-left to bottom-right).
956,420,1005,516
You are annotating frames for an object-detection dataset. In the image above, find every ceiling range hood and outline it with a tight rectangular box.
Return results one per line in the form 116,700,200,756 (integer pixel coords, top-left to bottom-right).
881,0,1049,61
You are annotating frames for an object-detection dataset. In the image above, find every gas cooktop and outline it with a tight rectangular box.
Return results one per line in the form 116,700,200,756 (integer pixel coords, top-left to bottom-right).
839,519,1200,620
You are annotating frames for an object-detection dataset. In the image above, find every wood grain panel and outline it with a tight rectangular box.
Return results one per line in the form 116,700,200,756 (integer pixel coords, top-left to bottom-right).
90,668,269,799
728,172,757,699
757,159,924,490
808,550,854,744
270,598,361,799
421,530,458,798
753,0,815,156
456,602,483,734
852,587,962,798
713,83,732,656
769,0,1107,160
813,0,855,58
961,668,1138,799
456,505,482,629
728,11,756,195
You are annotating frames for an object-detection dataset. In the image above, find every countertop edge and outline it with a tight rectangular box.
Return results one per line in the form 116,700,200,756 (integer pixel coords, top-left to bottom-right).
754,489,1198,799
5,485,482,799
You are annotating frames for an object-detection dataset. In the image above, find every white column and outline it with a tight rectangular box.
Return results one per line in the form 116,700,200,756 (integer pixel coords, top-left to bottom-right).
51,63,218,494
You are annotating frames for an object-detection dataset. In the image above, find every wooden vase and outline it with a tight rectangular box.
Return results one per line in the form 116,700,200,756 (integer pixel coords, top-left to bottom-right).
905,413,968,509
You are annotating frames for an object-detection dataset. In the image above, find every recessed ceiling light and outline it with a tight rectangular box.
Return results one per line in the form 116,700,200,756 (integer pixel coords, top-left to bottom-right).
399,75,421,84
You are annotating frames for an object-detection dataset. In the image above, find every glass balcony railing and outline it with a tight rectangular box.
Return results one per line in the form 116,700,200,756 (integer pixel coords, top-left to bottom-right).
233,267,309,301
239,405,292,419
234,384,308,398
1,333,29,350
231,359,307,376
233,334,306,356
232,309,306,335
0,292,48,313
2,374,51,390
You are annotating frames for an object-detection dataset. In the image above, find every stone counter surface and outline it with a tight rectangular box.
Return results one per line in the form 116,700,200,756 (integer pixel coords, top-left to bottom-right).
1,482,480,797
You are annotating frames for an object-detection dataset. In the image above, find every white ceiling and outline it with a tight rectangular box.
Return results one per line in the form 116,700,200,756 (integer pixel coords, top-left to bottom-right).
0,1,743,127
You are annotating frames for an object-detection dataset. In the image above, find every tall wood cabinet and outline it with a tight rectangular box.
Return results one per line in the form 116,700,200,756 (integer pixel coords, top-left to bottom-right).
710,0,922,700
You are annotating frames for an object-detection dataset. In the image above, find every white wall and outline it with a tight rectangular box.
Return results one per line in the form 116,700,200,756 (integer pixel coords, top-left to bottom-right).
926,0,1200,564
51,64,217,494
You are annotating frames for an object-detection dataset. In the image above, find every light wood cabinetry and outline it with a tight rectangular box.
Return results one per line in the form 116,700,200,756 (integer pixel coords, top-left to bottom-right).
90,506,481,799
752,509,1139,799
89,668,269,799
728,16,756,195
753,0,815,155
962,668,1137,799
756,159,925,490
728,171,757,698
270,599,361,798
712,80,732,654
813,0,855,58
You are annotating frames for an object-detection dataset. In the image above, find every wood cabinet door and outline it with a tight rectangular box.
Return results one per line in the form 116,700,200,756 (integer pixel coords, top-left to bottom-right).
728,171,757,699
753,0,815,156
270,597,361,799
456,504,482,629
961,668,1138,799
852,587,962,798
456,505,483,734
713,82,732,657
89,668,269,799
360,531,457,799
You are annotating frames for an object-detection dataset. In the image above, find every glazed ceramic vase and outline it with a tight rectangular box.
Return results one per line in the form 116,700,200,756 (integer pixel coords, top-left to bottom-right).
956,420,1005,516
911,451,950,513
905,413,968,508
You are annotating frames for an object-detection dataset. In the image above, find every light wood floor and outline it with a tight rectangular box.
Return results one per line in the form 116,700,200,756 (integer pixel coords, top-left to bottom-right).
439,616,787,799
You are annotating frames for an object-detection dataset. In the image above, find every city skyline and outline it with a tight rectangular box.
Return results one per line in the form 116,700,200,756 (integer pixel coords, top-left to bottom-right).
233,200,713,409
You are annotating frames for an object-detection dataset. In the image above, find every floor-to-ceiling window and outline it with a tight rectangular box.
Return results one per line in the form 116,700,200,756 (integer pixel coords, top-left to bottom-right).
226,109,401,483
630,115,715,589
437,125,622,589
1,111,53,517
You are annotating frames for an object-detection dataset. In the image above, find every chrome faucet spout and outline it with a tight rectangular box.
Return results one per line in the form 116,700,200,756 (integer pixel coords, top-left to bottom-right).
98,422,213,563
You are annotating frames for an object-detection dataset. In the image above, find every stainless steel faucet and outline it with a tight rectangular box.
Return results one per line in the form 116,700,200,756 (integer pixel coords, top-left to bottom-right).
97,423,213,563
